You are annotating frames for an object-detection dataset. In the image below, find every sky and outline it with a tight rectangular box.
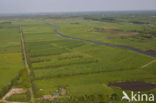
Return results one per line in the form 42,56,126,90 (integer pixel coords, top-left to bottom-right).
0,0,156,14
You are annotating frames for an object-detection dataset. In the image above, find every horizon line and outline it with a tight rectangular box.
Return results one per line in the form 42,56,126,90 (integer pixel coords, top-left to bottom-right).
0,9,156,15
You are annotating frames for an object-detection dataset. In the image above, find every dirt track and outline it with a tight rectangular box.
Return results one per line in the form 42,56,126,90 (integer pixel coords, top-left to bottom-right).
20,25,35,103
53,26,156,58
141,59,156,68
2,88,26,102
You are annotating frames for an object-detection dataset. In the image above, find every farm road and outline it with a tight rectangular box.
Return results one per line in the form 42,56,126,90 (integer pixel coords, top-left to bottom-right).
20,25,35,103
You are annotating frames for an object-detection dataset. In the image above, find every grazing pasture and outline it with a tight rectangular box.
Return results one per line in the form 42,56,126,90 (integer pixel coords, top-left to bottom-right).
0,23,26,100
0,12,156,102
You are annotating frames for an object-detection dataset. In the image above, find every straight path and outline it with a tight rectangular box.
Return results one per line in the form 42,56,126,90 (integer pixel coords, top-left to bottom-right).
1,25,32,103
20,25,35,103
54,26,156,58
141,59,156,69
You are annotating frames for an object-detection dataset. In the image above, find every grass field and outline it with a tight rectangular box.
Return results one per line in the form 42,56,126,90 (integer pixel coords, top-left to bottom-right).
0,22,27,100
0,12,156,103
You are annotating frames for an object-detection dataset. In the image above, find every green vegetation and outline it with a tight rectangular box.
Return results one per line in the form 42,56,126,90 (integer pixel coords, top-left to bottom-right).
0,12,156,102
6,92,29,102
0,23,25,98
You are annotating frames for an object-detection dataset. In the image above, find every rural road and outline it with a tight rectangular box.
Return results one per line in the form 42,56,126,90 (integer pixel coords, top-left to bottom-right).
20,25,35,103
54,26,156,58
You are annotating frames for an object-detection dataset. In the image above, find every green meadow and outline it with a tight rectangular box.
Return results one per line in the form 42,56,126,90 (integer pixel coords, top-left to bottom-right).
0,22,25,98
0,13,156,102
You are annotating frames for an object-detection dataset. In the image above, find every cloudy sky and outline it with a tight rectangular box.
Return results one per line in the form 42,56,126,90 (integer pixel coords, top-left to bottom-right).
0,0,156,14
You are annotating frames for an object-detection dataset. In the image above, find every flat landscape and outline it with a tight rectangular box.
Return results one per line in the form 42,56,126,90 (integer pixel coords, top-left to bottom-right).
0,12,156,103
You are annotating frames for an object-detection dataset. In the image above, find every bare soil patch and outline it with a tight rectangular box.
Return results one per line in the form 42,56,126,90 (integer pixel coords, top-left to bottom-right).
42,94,59,101
2,88,26,102
108,81,156,91
146,49,156,56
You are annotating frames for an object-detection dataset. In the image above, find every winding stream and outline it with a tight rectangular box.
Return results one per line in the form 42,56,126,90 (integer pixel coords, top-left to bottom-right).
54,26,156,58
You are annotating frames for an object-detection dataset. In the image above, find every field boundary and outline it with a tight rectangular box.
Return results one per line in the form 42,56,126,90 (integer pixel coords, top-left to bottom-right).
20,25,35,103
35,68,137,80
141,59,156,69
